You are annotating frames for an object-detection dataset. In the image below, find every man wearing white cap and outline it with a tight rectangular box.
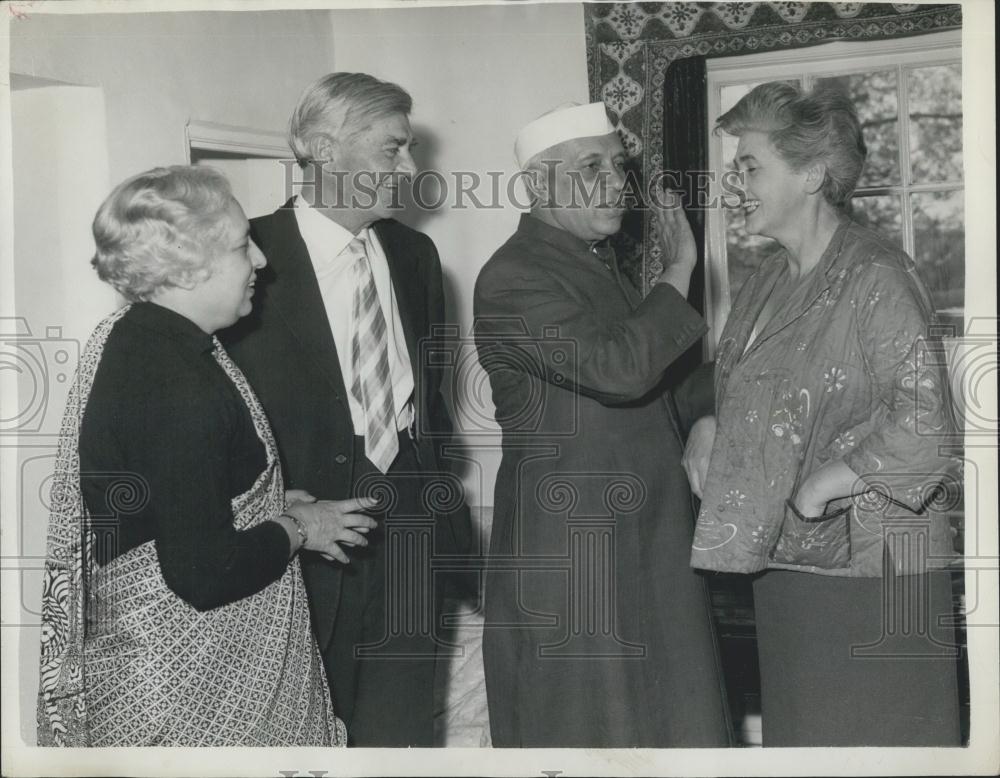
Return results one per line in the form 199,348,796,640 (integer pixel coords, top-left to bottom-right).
473,102,732,746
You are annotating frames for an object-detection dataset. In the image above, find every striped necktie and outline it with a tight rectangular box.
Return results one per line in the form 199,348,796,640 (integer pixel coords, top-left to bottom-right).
347,236,398,473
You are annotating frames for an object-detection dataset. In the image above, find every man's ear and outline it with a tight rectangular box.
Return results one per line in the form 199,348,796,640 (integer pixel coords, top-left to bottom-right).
523,162,551,205
803,161,827,197
310,133,338,168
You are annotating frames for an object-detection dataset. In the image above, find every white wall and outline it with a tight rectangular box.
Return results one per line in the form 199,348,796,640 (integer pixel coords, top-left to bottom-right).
9,10,335,183
329,2,589,508
7,81,119,748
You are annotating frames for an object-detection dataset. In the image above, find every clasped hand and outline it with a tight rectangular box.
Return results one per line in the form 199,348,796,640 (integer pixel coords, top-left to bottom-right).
283,489,378,564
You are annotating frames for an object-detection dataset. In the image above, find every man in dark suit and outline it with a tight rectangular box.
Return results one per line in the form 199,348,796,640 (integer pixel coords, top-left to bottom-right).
221,72,471,747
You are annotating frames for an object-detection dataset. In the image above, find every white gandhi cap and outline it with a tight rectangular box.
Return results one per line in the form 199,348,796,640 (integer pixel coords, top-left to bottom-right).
514,101,618,169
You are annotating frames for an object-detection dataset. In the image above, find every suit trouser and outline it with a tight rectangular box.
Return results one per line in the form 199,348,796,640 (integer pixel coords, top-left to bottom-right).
321,432,439,746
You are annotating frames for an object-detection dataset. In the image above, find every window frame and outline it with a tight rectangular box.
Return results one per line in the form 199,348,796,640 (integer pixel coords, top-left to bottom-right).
704,30,963,358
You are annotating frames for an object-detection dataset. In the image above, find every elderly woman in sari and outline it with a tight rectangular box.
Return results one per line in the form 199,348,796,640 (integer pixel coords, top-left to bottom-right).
684,83,961,746
37,166,377,746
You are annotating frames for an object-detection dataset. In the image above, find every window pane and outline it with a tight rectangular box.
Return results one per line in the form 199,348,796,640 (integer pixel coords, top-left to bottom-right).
908,64,963,184
725,207,775,303
815,70,900,187
911,190,964,323
848,194,903,248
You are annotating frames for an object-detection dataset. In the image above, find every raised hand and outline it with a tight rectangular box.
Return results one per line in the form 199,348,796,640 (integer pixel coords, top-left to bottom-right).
651,190,697,297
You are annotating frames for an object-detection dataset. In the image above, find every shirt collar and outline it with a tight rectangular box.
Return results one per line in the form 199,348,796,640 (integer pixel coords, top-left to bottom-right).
294,194,371,260
129,301,215,354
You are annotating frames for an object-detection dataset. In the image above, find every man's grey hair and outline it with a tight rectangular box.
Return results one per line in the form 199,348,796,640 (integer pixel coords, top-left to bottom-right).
288,72,412,168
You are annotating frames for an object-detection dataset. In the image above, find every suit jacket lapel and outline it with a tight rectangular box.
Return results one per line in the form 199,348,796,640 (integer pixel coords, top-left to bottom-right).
373,220,424,418
373,221,422,370
265,204,350,401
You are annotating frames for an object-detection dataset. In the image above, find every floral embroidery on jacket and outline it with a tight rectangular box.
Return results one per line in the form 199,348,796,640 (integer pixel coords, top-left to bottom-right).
690,218,959,577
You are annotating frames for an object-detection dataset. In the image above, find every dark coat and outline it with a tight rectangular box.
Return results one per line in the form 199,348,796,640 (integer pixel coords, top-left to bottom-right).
220,202,472,651
473,214,732,747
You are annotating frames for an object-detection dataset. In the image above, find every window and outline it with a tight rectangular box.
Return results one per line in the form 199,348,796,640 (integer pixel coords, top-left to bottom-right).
704,31,963,356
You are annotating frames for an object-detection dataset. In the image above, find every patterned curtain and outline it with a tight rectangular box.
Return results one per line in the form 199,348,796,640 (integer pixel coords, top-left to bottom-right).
585,2,963,295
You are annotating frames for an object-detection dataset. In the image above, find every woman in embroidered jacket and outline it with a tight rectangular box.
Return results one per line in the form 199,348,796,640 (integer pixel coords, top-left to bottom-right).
684,83,962,745
37,166,375,746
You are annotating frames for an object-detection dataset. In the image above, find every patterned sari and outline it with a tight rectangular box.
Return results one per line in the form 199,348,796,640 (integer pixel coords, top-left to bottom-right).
37,306,347,747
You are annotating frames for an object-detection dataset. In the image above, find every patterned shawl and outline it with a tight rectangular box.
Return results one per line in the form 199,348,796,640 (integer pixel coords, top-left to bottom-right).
37,305,346,746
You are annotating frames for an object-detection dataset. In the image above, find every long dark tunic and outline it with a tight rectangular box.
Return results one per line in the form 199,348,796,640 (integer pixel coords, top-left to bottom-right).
79,302,289,611
474,214,732,747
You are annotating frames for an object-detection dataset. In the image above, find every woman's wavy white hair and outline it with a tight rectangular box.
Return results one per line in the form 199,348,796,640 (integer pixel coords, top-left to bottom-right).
91,165,234,301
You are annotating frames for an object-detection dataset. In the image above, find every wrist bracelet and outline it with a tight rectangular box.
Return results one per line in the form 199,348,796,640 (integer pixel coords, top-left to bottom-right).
282,512,309,549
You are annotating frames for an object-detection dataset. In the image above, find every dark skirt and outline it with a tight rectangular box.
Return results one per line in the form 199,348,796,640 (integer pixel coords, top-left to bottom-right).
753,568,962,746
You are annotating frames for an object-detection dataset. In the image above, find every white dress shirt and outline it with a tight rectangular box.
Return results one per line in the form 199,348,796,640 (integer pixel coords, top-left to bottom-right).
293,196,415,434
